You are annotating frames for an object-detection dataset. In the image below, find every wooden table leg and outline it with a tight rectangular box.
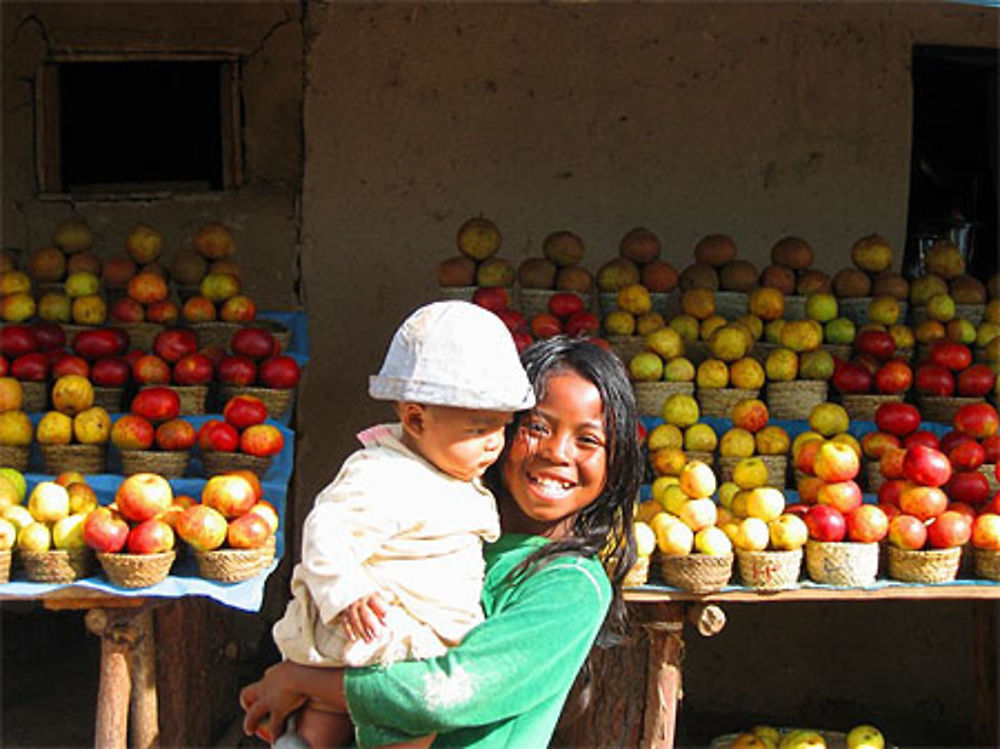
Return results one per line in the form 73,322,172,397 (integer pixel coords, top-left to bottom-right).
973,601,998,748
129,609,160,749
85,609,132,749
640,602,685,749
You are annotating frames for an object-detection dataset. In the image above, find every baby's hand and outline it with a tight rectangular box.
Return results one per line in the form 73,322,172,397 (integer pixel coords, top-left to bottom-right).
339,593,388,643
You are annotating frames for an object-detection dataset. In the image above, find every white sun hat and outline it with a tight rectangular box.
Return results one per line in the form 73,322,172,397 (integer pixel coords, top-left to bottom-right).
369,300,535,411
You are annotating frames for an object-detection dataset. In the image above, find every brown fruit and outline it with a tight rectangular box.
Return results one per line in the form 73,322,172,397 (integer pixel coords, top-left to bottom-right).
796,268,832,295
102,254,137,289
555,265,594,292
457,217,502,261
516,257,557,289
950,274,987,304
871,271,909,301
596,257,640,292
759,264,796,295
850,233,893,273
719,260,759,292
194,222,236,260
641,261,679,293
619,227,660,265
770,236,814,270
693,234,737,267
27,247,67,282
208,259,242,279
925,240,965,280
679,263,720,291
66,251,102,276
436,256,477,287
542,231,585,267
476,257,515,287
52,217,94,254
170,248,209,287
832,267,872,298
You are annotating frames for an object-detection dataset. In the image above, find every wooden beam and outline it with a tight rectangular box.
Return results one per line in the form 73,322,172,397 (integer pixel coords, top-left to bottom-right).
640,602,685,749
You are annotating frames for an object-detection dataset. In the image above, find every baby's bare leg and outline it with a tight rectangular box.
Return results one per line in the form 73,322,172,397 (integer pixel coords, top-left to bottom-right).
294,704,355,748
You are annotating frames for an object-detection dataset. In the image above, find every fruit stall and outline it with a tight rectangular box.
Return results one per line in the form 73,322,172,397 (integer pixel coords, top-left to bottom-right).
0,221,309,747
439,218,999,747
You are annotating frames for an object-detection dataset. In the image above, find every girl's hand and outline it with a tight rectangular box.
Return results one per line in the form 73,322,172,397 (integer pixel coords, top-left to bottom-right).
339,593,388,642
240,662,308,741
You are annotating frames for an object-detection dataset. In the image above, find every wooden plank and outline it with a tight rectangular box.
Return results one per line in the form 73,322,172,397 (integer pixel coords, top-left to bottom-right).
129,609,160,749
625,583,1000,604
973,602,999,748
640,603,684,749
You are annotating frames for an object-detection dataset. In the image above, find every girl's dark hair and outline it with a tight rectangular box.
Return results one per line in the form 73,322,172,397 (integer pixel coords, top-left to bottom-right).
487,335,642,640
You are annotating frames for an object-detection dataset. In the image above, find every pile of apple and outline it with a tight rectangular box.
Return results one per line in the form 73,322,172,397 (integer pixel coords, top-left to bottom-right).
524,291,600,345
830,329,913,401
122,327,215,401
647,393,714,474
716,399,791,480
792,403,863,498
35,375,112,456
717,458,807,556
0,377,33,457
593,227,678,306
0,321,75,404
627,325,695,390
215,325,301,407
111,411,196,459
515,228,598,300
914,339,996,404
435,217,516,292
860,402,933,492
197,394,285,466
1,268,39,323
6,474,99,558
175,471,279,558
602,282,669,339
83,472,178,558
939,402,1000,502
644,461,733,560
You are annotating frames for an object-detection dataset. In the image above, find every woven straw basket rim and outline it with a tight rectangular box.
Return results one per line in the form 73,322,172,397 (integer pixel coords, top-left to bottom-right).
97,550,176,588
697,388,760,418
634,381,695,417
112,321,165,351
120,449,190,477
437,285,477,301
0,549,11,584
887,544,961,583
658,552,733,593
194,544,275,582
39,443,107,474
974,548,1000,581
736,547,803,590
839,393,904,421
201,450,273,478
193,320,244,349
916,395,985,426
684,450,715,467
0,445,30,471
19,380,48,411
165,384,209,415
217,384,293,419
766,380,829,420
804,539,879,587
716,454,788,488
21,547,94,582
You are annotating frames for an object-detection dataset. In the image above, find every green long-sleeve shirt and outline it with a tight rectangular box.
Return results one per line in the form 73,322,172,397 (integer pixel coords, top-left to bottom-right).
345,533,612,748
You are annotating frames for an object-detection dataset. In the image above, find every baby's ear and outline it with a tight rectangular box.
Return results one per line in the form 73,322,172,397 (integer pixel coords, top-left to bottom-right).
397,401,427,437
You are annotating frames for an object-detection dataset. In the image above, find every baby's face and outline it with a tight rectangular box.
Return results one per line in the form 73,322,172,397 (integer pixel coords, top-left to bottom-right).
412,405,513,482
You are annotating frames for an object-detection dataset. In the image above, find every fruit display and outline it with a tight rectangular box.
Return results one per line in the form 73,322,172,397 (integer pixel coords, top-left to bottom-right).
714,722,891,749
35,375,111,474
715,399,790,488
436,216,516,299
111,413,196,477
197,394,285,477
15,477,97,582
595,227,678,316
216,325,302,419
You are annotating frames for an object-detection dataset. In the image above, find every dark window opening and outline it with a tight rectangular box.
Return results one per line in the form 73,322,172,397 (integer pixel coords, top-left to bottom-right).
904,45,999,280
39,58,241,195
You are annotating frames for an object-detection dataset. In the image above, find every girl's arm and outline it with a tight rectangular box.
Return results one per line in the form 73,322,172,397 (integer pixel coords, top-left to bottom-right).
347,559,610,745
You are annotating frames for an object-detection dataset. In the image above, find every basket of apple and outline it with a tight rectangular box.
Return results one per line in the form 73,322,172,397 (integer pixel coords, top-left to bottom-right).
175,471,278,582
0,321,70,412
198,394,284,478
0,376,34,470
861,402,925,493
602,283,663,365
526,291,600,350
714,398,790,489
696,349,765,420
15,479,99,582
167,221,239,298
111,412,195,478
35,374,111,474
67,326,133,412
26,217,96,296
829,329,911,421
753,235,829,322
718,460,805,591
137,325,215,414
971,477,1000,580
914,340,994,425
649,392,718,472
649,461,734,593
215,325,301,420
909,241,985,324
973,296,999,366
883,444,967,583
627,325,696,417
84,472,177,589
763,345,833,421
515,228,599,318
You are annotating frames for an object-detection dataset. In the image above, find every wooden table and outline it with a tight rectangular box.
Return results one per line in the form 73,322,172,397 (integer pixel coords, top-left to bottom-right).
623,583,1000,749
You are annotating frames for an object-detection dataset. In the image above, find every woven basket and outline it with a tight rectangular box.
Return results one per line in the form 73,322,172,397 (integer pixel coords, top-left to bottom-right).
598,291,620,317
606,335,646,366
167,384,209,415
0,445,30,472
193,321,243,350
255,319,292,351
649,291,678,318
736,548,803,590
981,464,1000,494
684,450,715,468
97,550,175,588
805,540,879,587
783,295,807,320
917,395,984,425
974,548,1000,581
864,461,886,493
194,544,275,582
821,343,853,361
886,545,961,583
624,555,650,587
19,381,48,412
21,548,94,583
120,449,190,478
92,386,125,412
714,291,749,320
697,388,760,419
715,455,788,489
61,323,97,341
216,384,294,420
839,393,903,422
516,288,558,319
437,286,477,302
766,380,829,420
0,550,10,583
633,381,695,417
112,322,164,352
658,552,733,593
838,296,873,325
201,450,273,478
749,341,779,364
954,303,985,327
39,443,107,475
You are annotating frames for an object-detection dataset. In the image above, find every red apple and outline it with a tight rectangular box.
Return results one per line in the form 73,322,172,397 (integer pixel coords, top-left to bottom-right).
154,419,196,451
816,480,863,515
131,386,181,423
201,474,257,518
949,440,986,471
915,363,955,396
226,469,264,502
83,506,129,553
110,297,145,323
957,364,996,398
220,295,257,323
832,362,872,394
175,504,229,551
231,327,278,361
877,479,914,509
797,475,825,504
846,504,889,543
31,321,66,351
115,472,173,523
529,313,563,339
247,500,279,534
854,330,896,361
879,446,908,480
928,340,973,371
971,513,1000,551
223,395,268,429
898,485,949,521
812,442,860,482
794,439,823,476
0,356,6,376
110,414,156,450
91,356,131,387
902,430,940,450
784,502,810,518
52,353,90,379
874,402,921,437
983,435,1000,464
132,354,171,385
948,501,978,522
983,490,1000,516
227,512,273,549
944,470,991,506
548,292,585,320
564,311,601,338
874,360,912,394
512,330,534,353
239,424,284,457
888,513,928,550
926,510,972,549
181,296,217,323
126,518,175,554
72,328,124,360
805,504,847,542
172,352,214,386
494,308,526,335
145,300,180,325
0,324,38,358
953,403,1000,440
153,327,199,364
11,352,49,382
877,502,901,523
258,355,301,389
471,287,509,313
860,431,901,460
196,419,239,452
938,429,975,456
902,445,952,487
216,354,258,386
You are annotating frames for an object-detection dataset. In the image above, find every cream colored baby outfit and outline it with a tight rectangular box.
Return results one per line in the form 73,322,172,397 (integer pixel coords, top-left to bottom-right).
272,423,501,667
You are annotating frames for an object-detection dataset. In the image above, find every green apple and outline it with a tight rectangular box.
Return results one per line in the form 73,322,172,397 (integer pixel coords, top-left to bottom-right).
52,513,88,550
0,468,26,502
824,316,856,345
846,724,885,749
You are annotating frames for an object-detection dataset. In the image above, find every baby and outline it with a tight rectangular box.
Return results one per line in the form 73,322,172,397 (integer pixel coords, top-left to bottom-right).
271,300,535,748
